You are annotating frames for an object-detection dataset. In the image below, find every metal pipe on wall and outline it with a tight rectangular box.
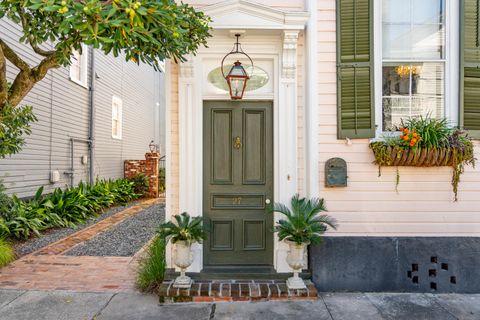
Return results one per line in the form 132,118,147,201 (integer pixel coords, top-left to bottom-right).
66,138,92,187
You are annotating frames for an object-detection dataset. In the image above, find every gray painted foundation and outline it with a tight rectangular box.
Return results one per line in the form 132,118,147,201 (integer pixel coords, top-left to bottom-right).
310,237,480,293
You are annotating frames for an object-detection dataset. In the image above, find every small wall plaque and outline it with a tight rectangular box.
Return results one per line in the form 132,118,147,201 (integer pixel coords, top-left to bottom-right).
325,158,347,187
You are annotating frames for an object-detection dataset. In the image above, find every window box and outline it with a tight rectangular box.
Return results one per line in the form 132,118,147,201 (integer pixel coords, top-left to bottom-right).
369,118,475,201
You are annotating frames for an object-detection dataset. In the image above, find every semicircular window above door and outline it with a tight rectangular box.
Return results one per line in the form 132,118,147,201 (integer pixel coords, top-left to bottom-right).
207,65,269,92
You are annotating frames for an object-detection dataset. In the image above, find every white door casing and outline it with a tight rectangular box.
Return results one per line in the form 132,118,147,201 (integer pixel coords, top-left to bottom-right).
167,0,309,273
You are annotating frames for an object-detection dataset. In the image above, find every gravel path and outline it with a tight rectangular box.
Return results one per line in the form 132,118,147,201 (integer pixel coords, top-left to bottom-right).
65,203,164,257
13,200,142,256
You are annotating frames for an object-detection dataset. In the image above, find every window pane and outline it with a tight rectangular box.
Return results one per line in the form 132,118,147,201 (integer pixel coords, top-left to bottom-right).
382,0,444,60
207,65,269,92
382,63,444,130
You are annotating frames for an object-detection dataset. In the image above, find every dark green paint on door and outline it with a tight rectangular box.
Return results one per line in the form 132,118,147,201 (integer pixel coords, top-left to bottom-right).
203,101,273,266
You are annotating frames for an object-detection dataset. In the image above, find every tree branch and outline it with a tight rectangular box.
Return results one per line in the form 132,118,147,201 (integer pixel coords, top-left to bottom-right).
0,43,8,108
31,54,59,82
0,38,31,72
7,54,59,107
19,10,56,57
28,39,56,57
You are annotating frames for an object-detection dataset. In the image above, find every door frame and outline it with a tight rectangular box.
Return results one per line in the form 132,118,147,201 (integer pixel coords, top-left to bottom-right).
170,30,301,273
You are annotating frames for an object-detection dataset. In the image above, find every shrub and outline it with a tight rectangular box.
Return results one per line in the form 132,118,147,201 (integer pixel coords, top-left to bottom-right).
127,173,149,197
158,167,166,193
0,178,140,240
0,181,12,212
0,238,15,267
0,104,37,158
136,235,166,292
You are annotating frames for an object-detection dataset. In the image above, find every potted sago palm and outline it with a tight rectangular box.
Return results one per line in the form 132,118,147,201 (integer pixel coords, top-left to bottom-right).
272,194,338,289
158,212,207,288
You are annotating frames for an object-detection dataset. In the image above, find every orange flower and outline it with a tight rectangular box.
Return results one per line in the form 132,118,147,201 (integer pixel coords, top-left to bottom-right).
411,138,417,144
399,127,404,131
399,134,404,139
403,136,409,141
412,132,418,138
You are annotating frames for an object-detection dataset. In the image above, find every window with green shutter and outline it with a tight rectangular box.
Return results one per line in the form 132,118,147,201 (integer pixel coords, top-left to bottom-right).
461,0,480,138
336,0,375,139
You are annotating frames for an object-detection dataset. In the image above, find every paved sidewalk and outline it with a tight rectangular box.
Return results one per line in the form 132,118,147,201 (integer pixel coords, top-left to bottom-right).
0,289,479,320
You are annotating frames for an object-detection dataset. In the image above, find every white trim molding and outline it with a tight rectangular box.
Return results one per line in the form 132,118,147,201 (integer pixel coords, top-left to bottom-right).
275,30,300,272
172,0,309,273
178,54,204,272
69,44,88,88
202,0,309,31
305,0,319,199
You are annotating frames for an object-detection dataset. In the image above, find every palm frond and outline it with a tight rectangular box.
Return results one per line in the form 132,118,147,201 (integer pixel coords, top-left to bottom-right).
158,212,207,244
271,194,338,245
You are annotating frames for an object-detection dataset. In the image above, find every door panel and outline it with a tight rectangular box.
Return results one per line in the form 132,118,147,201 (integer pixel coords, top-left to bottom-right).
203,101,273,266
211,110,233,185
243,109,266,184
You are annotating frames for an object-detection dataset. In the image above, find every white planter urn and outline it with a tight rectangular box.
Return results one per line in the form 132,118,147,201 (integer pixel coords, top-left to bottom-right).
173,240,194,288
285,240,308,290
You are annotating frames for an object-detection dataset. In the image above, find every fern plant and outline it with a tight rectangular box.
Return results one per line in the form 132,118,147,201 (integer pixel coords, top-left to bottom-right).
158,212,207,244
272,194,338,245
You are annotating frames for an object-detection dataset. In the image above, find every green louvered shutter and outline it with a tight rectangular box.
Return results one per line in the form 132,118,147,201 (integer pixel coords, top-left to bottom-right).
461,0,480,138
336,0,375,139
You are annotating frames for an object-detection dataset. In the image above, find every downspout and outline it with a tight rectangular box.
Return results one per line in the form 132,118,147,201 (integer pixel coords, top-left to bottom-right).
88,47,96,185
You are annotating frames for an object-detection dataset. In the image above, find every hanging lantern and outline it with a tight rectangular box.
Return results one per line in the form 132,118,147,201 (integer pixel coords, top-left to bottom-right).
221,34,253,100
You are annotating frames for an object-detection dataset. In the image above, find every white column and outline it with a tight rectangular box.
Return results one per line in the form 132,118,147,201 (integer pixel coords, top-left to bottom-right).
164,60,173,268
178,55,203,272
276,30,300,272
305,0,319,198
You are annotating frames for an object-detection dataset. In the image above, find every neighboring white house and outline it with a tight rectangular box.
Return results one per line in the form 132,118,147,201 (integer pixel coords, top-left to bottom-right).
0,19,165,198
165,0,480,292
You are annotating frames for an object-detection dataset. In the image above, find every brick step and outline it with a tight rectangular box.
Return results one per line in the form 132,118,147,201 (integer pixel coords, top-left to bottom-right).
158,280,318,303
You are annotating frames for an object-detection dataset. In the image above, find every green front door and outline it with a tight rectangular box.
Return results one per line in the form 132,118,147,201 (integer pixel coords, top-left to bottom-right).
203,101,273,267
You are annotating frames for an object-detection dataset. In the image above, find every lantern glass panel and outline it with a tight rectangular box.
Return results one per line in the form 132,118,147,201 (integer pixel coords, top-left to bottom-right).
228,77,247,99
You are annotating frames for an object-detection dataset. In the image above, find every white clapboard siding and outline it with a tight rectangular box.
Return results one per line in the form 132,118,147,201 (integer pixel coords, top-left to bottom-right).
0,19,164,198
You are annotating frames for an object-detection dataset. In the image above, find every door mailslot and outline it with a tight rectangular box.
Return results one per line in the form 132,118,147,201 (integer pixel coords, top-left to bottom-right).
325,158,347,187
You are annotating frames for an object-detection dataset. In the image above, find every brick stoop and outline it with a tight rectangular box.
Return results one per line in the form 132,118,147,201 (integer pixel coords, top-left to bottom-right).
157,280,318,303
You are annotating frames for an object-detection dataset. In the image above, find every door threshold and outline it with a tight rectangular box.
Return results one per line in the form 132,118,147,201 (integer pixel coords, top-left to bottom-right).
165,267,311,281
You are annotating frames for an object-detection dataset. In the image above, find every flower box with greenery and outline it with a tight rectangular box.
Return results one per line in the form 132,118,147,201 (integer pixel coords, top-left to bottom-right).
369,117,476,201
272,194,338,290
158,212,207,289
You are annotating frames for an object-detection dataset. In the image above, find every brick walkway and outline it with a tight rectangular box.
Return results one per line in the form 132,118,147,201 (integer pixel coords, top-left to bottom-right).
0,196,319,301
0,198,163,292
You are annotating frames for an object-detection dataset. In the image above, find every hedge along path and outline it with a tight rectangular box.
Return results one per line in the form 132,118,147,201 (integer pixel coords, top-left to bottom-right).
0,198,163,292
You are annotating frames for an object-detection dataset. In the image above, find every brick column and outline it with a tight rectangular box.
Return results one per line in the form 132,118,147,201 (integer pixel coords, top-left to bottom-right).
145,152,160,198
124,160,146,179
